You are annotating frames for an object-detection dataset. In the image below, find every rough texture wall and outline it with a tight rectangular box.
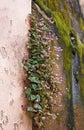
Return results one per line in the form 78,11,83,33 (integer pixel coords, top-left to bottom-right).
66,0,84,18
79,0,84,17
66,0,82,17
0,0,32,130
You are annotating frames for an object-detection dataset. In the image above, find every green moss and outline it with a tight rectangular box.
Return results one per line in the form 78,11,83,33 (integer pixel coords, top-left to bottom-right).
51,10,72,93
76,35,84,101
63,1,72,12
68,92,71,100
79,77,84,101
79,18,84,32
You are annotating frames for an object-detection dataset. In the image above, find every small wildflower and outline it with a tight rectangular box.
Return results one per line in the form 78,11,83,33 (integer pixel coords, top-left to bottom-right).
41,116,46,120
51,113,57,120
55,36,58,40
42,42,48,45
58,92,62,96
41,64,46,67
24,87,27,90
50,20,54,24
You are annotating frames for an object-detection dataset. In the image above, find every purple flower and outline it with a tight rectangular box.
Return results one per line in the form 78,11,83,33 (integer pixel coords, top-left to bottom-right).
51,113,57,120
50,20,54,24
55,36,58,40
42,42,48,45
40,18,44,21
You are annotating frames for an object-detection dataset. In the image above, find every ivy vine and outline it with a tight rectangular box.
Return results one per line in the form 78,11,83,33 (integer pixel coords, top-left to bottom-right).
23,13,57,128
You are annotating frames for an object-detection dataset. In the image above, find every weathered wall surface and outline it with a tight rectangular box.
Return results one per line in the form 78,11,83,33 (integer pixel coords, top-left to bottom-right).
0,0,32,130
79,0,84,16
65,0,84,18
66,0,83,17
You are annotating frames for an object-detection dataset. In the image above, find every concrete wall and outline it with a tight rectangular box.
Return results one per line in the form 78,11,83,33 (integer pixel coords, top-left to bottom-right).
0,0,32,130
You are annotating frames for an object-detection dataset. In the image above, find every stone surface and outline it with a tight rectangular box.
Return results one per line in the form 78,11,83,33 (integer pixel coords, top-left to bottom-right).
79,0,84,16
66,0,84,17
0,0,32,130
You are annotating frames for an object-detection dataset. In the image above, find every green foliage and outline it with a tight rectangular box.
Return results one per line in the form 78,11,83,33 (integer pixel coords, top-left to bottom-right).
26,88,31,96
79,18,84,32
23,14,57,128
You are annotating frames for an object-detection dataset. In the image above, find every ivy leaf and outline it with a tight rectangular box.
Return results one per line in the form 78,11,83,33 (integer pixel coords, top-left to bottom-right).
26,88,31,96
27,107,37,112
32,84,38,90
23,65,28,71
32,60,38,64
30,95,36,101
34,104,42,110
36,70,41,75
28,76,40,83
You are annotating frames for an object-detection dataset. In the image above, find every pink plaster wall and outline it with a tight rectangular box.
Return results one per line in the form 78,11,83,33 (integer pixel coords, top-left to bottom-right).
0,0,32,130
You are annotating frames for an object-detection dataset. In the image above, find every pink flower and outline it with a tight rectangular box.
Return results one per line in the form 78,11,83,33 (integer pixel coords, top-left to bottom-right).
54,46,63,52
56,54,60,57
50,20,54,24
41,64,46,67
58,92,62,96
38,34,41,38
42,42,48,45
40,18,44,21
24,87,27,90
56,36,58,40
51,113,57,120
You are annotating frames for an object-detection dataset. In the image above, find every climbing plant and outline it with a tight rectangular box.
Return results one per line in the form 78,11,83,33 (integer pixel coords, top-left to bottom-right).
23,12,57,128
